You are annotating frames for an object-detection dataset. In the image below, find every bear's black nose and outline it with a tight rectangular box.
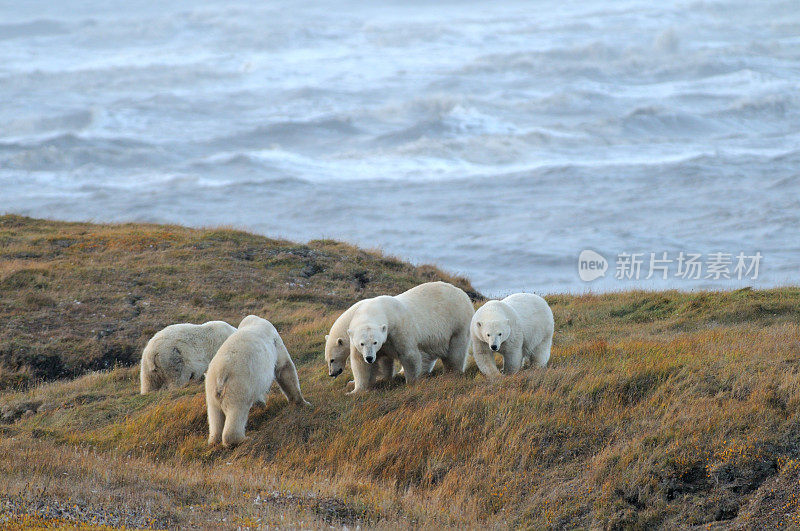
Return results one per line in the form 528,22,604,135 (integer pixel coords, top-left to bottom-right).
365,356,375,363
491,345,499,351
329,368,342,377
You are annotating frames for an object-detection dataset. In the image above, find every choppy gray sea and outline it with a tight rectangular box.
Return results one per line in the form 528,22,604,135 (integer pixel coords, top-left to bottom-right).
1,0,798,295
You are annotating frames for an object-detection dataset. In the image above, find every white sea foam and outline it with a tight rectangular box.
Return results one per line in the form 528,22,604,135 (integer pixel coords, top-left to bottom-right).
1,0,798,294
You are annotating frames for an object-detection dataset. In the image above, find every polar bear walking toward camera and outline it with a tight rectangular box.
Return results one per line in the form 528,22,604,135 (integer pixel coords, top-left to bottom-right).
347,281,474,392
205,315,309,447
471,293,554,379
140,321,236,394
324,298,395,390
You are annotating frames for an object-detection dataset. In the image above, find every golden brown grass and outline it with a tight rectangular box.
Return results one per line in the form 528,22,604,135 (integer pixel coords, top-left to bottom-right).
2,216,800,528
0,215,475,388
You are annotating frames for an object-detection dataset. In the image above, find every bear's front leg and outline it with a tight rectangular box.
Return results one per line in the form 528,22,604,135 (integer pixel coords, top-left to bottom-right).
398,348,423,384
501,345,524,375
376,356,395,382
471,339,502,380
420,353,437,375
366,357,389,388
348,350,372,394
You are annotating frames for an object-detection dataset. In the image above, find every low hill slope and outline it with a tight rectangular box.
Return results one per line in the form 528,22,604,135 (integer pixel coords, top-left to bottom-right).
0,215,477,389
2,216,800,528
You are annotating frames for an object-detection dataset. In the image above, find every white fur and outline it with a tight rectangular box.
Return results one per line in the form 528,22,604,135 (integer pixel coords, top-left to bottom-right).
346,281,474,392
205,315,309,447
325,299,365,377
324,299,396,391
139,321,236,394
470,293,554,379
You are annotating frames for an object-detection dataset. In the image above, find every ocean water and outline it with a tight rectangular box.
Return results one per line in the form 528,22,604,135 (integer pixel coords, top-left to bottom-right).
1,0,798,295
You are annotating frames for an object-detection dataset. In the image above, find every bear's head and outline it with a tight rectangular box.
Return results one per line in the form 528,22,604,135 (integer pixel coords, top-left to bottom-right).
324,334,349,377
474,319,510,352
154,337,198,383
141,337,187,393
347,323,387,364
140,354,164,394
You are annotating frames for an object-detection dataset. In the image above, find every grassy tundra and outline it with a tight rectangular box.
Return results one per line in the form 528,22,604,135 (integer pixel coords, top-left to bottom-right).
1,215,800,528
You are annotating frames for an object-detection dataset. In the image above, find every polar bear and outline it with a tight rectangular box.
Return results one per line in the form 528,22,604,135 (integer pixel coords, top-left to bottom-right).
347,281,474,392
140,321,236,394
205,315,310,447
470,293,554,379
324,299,395,391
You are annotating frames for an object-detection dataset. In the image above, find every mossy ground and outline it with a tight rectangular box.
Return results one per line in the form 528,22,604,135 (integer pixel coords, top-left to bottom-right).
1,216,800,528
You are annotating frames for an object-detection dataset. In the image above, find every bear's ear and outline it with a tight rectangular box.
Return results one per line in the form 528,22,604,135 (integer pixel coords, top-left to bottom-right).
381,324,387,332
337,337,344,346
476,321,482,328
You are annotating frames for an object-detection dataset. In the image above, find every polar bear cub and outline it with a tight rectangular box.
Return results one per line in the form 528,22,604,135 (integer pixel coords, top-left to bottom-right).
471,293,554,379
347,281,474,392
140,321,236,394
205,315,309,447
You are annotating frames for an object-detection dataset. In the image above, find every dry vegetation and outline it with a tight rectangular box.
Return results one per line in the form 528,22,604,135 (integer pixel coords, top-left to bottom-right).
1,215,800,528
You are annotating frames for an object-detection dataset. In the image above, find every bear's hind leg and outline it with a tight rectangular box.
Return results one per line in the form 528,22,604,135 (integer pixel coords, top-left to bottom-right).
221,405,250,447
206,399,224,445
442,330,469,373
276,361,310,406
531,335,552,367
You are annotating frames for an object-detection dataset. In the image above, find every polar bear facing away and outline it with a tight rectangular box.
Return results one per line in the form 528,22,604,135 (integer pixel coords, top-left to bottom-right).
347,281,474,392
471,293,554,379
324,298,395,391
205,315,309,447
140,321,236,394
